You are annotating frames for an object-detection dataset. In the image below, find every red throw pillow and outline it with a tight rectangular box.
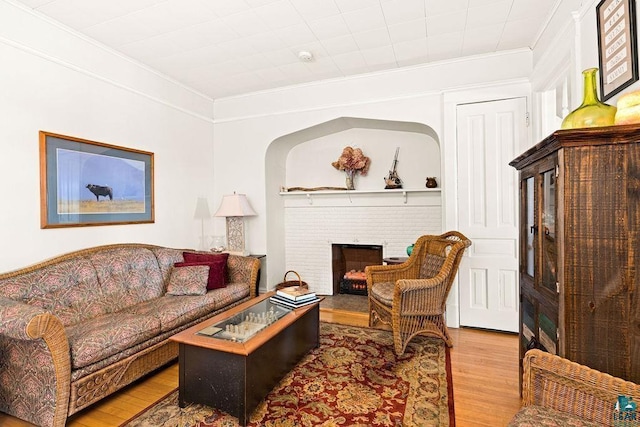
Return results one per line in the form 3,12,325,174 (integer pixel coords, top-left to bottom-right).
181,252,230,290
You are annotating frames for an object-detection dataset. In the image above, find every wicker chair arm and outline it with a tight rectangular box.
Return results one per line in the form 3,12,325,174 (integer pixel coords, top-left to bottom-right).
366,263,418,295
395,276,446,291
394,276,450,313
522,349,640,425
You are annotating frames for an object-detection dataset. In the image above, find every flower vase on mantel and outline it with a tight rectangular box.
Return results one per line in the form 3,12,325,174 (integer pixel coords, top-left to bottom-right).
345,170,356,190
561,68,617,129
332,147,370,191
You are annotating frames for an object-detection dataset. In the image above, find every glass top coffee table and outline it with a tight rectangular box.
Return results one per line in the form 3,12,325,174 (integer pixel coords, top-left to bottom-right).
170,292,321,426
195,297,292,343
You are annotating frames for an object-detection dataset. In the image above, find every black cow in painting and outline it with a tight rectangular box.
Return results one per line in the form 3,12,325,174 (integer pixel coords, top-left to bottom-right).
86,184,113,201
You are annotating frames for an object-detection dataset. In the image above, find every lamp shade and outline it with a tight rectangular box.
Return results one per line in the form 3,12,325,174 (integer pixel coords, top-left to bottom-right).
193,197,211,219
214,193,257,217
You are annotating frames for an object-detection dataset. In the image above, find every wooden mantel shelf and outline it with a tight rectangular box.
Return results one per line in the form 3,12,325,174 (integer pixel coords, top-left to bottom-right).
279,188,440,205
280,188,439,195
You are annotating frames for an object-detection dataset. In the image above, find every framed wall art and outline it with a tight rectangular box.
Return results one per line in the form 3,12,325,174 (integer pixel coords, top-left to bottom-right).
596,0,639,101
39,131,154,228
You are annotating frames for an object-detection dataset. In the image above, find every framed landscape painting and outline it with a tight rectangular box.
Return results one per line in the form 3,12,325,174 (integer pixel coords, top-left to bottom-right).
39,131,154,228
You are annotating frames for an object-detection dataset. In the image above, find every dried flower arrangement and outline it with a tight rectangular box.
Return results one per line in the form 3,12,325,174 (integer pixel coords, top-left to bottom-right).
332,146,371,174
331,146,371,190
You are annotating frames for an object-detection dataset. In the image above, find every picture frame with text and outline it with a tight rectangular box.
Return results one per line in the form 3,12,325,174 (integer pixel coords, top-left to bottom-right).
596,0,639,101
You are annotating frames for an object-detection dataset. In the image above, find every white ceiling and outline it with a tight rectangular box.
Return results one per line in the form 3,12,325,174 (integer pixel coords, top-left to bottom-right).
14,0,559,99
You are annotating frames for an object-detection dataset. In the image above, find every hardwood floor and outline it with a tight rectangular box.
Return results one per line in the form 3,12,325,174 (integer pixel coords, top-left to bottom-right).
0,308,521,426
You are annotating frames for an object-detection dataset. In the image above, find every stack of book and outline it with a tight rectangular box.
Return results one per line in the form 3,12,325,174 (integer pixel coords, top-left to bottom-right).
270,286,320,309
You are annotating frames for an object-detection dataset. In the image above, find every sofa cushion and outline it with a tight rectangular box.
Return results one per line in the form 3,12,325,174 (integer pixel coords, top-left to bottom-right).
150,247,185,288
507,406,602,427
370,281,394,306
121,282,251,333
66,312,161,369
86,247,164,312
174,261,226,290
182,252,229,289
166,265,209,295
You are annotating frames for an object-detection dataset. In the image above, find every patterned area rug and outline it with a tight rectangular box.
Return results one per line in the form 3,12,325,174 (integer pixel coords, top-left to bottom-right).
122,322,454,427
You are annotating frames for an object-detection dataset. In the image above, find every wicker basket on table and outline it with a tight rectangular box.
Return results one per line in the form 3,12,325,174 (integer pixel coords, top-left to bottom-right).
276,270,308,290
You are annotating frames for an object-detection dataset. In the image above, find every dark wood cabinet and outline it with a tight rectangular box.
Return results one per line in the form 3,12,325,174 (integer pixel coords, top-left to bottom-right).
510,124,640,384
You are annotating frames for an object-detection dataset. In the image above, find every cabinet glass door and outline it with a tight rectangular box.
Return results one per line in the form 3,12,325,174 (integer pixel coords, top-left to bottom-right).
541,169,557,294
525,177,535,278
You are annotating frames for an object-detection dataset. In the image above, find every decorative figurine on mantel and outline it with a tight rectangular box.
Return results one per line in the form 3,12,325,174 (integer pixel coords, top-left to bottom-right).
332,146,371,190
384,147,403,189
425,177,438,188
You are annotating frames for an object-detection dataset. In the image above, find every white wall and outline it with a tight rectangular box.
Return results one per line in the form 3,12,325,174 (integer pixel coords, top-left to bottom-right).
576,0,640,106
286,128,440,190
530,0,640,138
0,1,215,272
212,50,533,291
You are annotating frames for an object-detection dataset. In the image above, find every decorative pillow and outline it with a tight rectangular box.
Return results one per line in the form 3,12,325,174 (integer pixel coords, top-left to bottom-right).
166,265,209,296
180,252,230,290
183,251,229,265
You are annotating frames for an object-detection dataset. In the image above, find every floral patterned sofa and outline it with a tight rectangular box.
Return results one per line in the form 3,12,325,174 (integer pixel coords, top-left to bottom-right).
0,243,259,427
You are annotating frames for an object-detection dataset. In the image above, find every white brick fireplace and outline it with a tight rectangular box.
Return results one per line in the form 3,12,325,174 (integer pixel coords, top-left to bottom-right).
282,190,441,295
263,116,443,295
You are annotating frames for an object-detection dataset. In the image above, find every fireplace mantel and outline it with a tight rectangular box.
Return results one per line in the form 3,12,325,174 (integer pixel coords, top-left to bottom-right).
280,188,440,207
282,188,442,294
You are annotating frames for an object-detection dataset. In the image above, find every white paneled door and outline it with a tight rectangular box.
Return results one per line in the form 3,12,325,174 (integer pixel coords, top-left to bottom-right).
456,98,527,333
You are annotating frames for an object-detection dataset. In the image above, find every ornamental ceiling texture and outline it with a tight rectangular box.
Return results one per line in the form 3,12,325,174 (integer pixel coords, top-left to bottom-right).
14,0,560,99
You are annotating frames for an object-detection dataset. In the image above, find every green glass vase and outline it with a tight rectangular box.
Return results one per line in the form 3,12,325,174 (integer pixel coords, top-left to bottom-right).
561,68,616,129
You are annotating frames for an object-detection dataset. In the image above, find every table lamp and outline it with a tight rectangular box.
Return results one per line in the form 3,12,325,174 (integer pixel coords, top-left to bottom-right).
214,192,256,256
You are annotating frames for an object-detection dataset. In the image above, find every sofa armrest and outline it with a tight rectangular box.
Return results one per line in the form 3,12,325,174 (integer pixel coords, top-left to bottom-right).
0,296,71,427
227,255,261,298
522,349,640,425
0,296,47,339
0,297,70,352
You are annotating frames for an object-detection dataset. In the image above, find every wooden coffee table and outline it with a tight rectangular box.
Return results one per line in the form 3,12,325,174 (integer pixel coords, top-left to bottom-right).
170,292,321,426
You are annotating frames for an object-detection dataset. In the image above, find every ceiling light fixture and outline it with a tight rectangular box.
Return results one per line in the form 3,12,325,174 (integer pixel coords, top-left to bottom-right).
298,51,313,62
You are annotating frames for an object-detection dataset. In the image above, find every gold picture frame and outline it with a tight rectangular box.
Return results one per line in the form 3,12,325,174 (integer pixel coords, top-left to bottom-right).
39,131,154,228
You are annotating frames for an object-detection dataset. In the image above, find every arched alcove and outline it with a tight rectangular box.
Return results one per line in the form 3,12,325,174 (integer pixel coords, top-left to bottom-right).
264,117,442,294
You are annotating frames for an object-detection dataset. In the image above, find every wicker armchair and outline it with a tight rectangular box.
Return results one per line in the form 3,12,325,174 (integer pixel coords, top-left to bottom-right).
508,349,640,426
365,231,471,355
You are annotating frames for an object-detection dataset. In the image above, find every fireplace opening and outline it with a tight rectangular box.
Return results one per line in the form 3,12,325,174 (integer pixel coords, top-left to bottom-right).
331,244,383,295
